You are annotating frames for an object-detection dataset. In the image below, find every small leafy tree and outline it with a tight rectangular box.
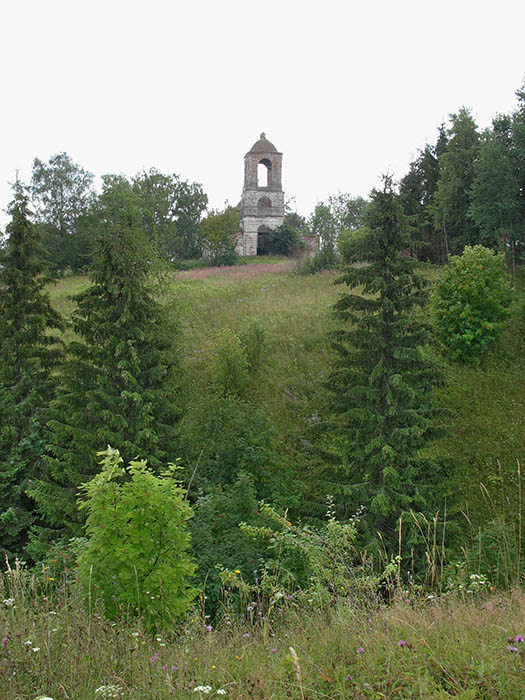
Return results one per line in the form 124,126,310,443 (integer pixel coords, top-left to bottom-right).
432,245,513,363
269,223,304,256
77,447,196,627
199,207,239,265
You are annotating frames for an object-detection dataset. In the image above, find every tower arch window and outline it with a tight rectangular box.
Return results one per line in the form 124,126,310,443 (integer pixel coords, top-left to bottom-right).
257,159,271,188
257,196,272,213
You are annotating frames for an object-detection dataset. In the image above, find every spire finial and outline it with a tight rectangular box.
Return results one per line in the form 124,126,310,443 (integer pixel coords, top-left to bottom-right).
260,132,266,139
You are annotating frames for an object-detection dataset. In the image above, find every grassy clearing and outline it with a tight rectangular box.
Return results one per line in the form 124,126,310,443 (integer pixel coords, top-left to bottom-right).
2,563,525,699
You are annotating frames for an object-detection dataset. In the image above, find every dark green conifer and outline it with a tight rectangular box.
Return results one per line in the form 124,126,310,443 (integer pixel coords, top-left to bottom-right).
27,177,180,553
0,183,63,557
328,176,439,544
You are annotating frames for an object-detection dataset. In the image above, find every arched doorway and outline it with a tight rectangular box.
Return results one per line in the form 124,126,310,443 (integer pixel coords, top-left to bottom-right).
257,225,272,255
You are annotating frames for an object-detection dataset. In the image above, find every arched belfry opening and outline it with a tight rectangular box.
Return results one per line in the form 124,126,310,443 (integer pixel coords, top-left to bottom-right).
238,133,285,256
257,159,271,187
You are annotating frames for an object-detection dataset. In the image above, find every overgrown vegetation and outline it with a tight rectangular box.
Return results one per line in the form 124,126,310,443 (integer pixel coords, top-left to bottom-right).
0,79,524,699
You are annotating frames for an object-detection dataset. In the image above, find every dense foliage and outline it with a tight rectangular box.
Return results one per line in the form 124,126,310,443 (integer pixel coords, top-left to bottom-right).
0,81,522,638
77,447,196,627
432,245,513,363
328,176,440,544
0,185,64,557
27,177,180,556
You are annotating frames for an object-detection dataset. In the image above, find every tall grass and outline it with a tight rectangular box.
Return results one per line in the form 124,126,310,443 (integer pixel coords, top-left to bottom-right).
2,559,525,699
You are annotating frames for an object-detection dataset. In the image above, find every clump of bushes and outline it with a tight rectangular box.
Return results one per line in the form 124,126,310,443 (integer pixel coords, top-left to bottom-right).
432,244,513,363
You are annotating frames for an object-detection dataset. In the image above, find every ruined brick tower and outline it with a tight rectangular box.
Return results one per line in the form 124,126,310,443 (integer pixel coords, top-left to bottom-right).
238,133,285,256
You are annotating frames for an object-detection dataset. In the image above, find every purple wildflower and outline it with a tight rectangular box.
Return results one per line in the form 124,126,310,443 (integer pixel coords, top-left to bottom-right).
345,674,352,681
150,652,160,662
356,647,365,654
161,664,168,670
171,664,178,671
247,605,254,612
270,648,277,653
243,632,250,638
515,634,524,643
397,640,407,647
1,637,7,645
507,645,519,652
204,624,212,632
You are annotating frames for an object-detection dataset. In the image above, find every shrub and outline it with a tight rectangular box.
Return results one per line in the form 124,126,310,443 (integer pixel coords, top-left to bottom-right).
432,245,513,363
190,471,268,613
211,328,249,396
178,394,280,499
299,248,338,275
77,447,196,628
337,226,369,264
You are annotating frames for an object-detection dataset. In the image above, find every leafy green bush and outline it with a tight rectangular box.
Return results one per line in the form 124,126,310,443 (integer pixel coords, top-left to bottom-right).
211,328,249,396
190,471,268,612
337,226,369,264
432,245,513,363
299,248,338,275
77,447,196,628
269,223,305,256
179,394,280,499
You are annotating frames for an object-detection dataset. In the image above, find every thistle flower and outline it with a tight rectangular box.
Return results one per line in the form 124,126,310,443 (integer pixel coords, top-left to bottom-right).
397,640,407,647
356,647,365,654
507,645,519,653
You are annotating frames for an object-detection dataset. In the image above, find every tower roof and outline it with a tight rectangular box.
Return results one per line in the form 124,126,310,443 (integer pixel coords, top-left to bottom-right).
246,132,280,155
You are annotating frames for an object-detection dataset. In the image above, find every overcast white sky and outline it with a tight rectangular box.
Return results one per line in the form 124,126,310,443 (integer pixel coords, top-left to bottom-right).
1,0,524,229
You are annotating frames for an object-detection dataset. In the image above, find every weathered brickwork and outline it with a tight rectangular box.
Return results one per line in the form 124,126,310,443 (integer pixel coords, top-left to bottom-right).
238,133,285,256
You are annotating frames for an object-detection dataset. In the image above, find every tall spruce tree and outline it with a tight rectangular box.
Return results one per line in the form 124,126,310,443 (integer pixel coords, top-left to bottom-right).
328,176,439,544
27,177,181,554
0,183,64,558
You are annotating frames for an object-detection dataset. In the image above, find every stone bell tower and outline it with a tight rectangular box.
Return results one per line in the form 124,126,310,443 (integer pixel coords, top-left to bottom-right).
238,133,285,256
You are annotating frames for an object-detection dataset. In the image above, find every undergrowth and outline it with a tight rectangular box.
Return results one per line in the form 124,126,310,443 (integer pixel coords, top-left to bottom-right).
1,560,525,699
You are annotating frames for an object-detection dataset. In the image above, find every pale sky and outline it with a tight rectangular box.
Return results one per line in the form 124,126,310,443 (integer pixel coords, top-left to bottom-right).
1,0,524,229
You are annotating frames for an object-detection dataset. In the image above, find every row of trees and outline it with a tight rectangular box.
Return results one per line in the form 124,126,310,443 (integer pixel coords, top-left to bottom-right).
303,83,525,271
400,85,525,267
14,154,209,273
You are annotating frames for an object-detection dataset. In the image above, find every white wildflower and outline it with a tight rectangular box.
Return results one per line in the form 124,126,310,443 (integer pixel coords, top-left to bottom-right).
3,598,15,607
217,690,227,695
32,647,41,652
193,686,212,694
131,632,139,637
24,640,32,645
94,684,123,698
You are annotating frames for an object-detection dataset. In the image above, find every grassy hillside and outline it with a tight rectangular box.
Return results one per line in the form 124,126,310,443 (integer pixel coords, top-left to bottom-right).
47,261,525,550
